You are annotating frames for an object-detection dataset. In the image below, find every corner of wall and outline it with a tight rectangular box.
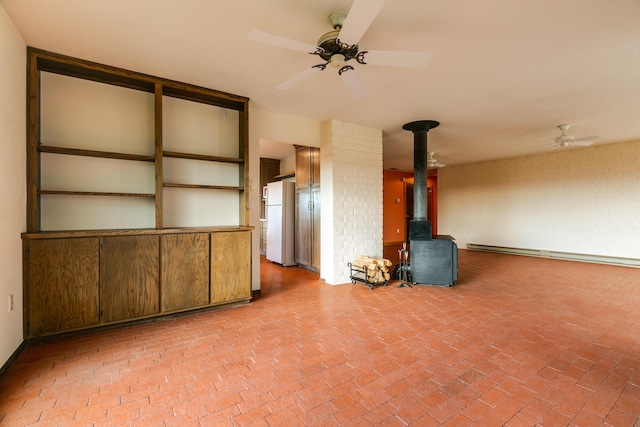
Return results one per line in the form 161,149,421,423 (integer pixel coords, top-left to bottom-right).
0,5,27,367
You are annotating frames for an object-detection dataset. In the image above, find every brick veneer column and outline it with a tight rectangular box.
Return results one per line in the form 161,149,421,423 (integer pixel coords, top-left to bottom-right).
319,120,383,285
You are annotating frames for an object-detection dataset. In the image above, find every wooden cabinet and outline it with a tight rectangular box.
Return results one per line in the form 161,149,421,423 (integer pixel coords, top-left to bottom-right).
295,147,320,189
23,229,252,339
23,48,253,339
100,236,159,322
295,146,321,271
25,238,99,337
161,233,210,312
211,231,251,303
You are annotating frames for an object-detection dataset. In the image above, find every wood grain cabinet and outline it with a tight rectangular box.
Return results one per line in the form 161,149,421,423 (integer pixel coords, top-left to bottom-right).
295,146,321,271
25,238,99,337
211,231,251,303
22,48,253,340
100,235,160,322
161,233,210,312
23,230,252,339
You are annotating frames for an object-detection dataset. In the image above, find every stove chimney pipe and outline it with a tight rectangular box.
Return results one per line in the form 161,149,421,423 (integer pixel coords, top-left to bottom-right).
402,120,439,238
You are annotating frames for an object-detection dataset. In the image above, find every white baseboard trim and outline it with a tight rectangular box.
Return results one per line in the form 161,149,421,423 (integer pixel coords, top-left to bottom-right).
466,244,640,268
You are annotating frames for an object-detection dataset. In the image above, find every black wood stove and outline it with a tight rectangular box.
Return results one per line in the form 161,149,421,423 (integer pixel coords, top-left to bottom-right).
403,120,458,287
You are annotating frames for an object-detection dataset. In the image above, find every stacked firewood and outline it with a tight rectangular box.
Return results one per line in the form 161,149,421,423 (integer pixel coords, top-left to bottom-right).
351,255,392,283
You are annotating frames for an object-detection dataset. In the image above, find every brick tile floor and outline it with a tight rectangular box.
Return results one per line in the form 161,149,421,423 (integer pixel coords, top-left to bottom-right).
1,249,640,426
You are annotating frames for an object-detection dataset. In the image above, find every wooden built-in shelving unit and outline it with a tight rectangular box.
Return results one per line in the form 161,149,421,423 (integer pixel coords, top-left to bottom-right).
23,47,253,339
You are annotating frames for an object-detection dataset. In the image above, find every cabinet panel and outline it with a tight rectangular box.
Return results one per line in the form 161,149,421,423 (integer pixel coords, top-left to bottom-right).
296,187,321,270
26,238,99,337
100,235,159,322
295,147,311,188
295,147,319,189
311,187,321,270
295,190,312,266
161,233,210,312
211,231,251,303
311,148,320,186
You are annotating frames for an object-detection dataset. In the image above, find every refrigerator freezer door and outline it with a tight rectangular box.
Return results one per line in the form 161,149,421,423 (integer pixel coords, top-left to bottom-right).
267,181,283,206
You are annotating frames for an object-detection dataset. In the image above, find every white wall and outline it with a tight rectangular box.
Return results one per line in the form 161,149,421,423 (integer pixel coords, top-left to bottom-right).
248,107,321,290
279,152,296,176
0,5,26,367
320,120,383,285
439,140,640,259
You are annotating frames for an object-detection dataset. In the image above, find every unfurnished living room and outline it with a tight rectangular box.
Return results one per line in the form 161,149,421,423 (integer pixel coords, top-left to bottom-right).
1,1,640,426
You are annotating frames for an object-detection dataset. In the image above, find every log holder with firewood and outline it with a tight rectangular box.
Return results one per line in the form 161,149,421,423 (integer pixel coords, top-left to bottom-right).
348,255,392,290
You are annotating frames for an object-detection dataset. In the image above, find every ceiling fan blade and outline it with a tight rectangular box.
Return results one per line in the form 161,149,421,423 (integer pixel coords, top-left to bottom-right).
276,66,323,90
360,50,431,68
338,0,385,46
572,140,597,146
339,67,368,98
249,29,319,54
573,135,600,144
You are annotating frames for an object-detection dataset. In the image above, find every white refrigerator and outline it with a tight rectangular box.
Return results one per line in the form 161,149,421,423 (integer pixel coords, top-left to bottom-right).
266,181,297,266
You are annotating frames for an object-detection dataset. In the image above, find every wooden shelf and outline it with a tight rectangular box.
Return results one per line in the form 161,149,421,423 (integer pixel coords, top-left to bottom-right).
22,226,253,240
39,145,155,162
39,190,155,197
163,150,243,164
271,172,295,181
163,183,243,191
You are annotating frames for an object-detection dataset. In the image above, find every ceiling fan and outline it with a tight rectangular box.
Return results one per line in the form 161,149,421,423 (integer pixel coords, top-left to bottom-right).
427,152,446,168
551,124,600,148
248,0,431,98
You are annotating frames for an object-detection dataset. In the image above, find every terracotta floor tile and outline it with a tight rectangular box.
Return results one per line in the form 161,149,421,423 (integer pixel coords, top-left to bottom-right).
2,250,639,426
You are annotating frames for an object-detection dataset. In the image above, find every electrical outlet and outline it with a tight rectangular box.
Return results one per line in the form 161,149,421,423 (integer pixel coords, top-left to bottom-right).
8,294,13,312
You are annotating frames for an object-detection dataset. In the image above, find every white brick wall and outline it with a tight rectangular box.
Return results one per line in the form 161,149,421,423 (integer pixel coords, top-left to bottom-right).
438,139,640,258
320,120,383,285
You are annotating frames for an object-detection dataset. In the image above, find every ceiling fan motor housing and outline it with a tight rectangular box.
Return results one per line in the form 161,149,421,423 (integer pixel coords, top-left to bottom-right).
317,29,359,62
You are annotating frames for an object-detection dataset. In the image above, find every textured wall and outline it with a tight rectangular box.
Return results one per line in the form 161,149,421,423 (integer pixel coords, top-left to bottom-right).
320,120,383,285
438,140,640,259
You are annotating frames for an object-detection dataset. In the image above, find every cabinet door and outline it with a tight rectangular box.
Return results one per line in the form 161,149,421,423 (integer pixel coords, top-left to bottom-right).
26,238,99,337
210,231,251,303
296,147,311,188
310,148,320,186
100,235,159,322
295,189,312,266
161,233,209,312
311,186,321,270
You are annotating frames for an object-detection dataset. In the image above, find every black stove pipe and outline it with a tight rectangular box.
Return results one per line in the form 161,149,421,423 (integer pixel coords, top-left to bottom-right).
402,120,440,240
402,119,458,287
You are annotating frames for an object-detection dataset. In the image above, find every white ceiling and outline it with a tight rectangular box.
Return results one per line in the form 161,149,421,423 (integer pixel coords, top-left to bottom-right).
3,0,640,171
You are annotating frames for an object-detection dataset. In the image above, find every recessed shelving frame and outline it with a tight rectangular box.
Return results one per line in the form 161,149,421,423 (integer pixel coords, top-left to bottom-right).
27,47,250,232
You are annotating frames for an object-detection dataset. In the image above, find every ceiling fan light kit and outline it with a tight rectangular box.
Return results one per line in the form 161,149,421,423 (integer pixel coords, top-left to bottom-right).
248,0,431,97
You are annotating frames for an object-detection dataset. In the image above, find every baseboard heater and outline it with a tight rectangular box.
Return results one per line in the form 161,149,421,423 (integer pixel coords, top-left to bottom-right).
467,244,640,268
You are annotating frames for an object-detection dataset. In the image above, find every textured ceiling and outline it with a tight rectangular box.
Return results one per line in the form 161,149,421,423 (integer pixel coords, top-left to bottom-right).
3,0,640,171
